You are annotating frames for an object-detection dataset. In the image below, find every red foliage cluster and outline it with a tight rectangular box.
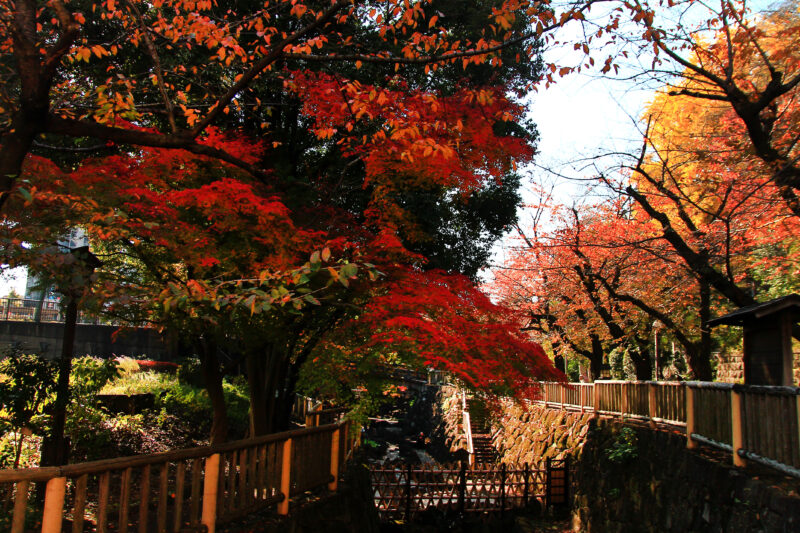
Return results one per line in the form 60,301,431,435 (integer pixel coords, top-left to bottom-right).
134,360,179,373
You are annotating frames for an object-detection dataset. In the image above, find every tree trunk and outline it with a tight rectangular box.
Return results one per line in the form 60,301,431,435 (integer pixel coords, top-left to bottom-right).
246,343,290,436
40,296,77,467
687,280,714,381
246,349,270,436
629,346,652,381
198,338,229,444
589,335,604,381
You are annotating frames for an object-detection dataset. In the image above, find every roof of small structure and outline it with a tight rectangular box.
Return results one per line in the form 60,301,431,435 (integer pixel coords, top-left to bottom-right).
707,294,800,327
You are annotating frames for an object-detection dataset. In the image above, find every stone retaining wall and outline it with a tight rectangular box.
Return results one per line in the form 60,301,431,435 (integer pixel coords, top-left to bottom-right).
461,395,800,532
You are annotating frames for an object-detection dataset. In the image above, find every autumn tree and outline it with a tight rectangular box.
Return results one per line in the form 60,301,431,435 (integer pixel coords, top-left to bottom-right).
2,0,564,445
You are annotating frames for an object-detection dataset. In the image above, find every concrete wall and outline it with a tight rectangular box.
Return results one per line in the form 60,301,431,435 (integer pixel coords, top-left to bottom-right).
0,320,174,359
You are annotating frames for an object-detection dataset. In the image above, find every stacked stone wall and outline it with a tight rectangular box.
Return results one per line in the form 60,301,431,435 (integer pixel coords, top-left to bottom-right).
490,401,592,466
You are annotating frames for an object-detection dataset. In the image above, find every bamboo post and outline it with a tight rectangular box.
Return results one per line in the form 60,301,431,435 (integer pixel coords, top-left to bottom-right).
201,454,221,533
278,439,292,515
329,428,340,491
732,388,746,467
40,476,67,533
686,385,697,449
648,382,657,429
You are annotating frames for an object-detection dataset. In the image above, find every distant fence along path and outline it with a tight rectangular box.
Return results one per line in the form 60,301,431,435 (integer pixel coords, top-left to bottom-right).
0,297,118,325
533,380,800,479
0,420,357,533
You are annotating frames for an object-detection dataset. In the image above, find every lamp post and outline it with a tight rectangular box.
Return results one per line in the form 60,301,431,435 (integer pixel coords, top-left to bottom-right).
652,320,663,381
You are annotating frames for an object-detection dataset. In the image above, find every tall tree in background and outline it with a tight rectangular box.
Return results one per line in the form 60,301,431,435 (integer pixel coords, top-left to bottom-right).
494,4,800,381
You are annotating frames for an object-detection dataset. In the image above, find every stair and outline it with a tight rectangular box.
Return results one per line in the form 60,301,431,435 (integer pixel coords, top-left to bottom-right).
471,433,498,463
466,398,498,464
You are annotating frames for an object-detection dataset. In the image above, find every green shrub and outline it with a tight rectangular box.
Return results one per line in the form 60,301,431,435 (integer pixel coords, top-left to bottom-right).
177,357,205,388
606,427,639,464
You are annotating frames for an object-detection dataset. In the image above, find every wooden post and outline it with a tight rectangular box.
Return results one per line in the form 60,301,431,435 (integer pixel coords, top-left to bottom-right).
579,386,585,414
523,463,529,507
620,383,628,419
796,395,800,469
499,463,506,520
278,439,293,515
731,388,747,467
201,454,221,533
686,385,697,449
40,476,67,533
405,463,413,521
560,384,565,410
458,460,466,514
11,480,30,533
648,382,657,429
593,382,600,418
329,428,340,491
305,414,313,427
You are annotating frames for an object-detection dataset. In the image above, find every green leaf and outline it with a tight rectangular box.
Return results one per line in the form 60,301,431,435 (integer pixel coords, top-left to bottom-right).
342,263,358,278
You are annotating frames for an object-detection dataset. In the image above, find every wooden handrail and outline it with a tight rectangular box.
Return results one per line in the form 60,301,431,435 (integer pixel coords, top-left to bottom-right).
1,420,360,533
461,391,474,464
0,423,343,483
530,380,800,479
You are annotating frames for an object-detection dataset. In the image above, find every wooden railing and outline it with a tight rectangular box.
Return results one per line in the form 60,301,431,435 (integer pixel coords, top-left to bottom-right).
460,392,474,465
532,380,800,479
291,395,322,423
370,458,569,521
0,421,357,533
304,406,348,428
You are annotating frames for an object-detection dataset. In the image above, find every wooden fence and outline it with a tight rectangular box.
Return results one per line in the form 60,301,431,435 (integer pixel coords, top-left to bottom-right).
533,381,800,478
370,458,568,521
0,421,356,533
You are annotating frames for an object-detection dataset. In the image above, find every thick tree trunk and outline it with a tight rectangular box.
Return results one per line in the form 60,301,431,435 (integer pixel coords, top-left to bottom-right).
588,335,604,381
198,338,229,444
0,114,39,209
246,343,291,436
246,349,270,436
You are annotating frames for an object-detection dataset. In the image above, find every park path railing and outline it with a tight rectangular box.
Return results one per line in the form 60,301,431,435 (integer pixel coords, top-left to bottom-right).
0,421,357,533
532,380,800,479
